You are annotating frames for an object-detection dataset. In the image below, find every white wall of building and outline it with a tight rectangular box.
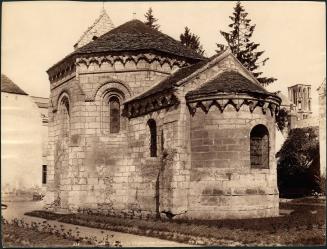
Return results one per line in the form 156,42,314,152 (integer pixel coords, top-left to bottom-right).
1,92,43,192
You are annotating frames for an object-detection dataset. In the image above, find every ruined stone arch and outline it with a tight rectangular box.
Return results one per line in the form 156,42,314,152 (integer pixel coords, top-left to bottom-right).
147,119,157,157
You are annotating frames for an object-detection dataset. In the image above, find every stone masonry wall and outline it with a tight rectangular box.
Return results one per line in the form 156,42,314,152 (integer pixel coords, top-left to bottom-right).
173,52,280,219
125,106,179,217
45,50,280,219
45,74,86,210
124,96,192,217
45,53,186,215
188,104,278,219
76,53,182,98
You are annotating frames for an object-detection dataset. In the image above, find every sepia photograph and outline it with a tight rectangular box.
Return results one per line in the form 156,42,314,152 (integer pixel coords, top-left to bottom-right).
1,0,326,247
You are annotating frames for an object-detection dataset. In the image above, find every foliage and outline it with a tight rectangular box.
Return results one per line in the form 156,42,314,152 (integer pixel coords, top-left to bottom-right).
26,201,326,246
217,1,276,86
180,27,205,55
277,127,320,196
276,108,289,132
144,8,160,30
1,216,122,247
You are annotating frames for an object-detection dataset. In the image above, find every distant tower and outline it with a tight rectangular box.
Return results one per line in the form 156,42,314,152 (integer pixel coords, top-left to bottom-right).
74,8,114,49
288,84,312,120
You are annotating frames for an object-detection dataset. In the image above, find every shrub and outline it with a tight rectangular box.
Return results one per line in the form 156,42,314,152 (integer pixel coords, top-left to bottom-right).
277,127,320,197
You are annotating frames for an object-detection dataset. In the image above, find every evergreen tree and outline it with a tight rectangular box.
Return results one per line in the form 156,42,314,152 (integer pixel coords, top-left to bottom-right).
180,27,205,56
217,1,276,86
144,8,160,30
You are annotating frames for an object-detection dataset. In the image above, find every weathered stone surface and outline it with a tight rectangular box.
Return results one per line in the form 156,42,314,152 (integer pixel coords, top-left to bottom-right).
45,22,280,219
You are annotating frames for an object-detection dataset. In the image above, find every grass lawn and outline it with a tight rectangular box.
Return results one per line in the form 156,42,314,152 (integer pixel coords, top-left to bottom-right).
25,199,326,246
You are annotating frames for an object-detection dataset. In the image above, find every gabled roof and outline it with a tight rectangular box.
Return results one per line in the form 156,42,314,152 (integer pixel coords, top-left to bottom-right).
75,19,204,60
124,50,273,104
1,74,28,95
187,71,269,97
74,9,115,49
126,59,209,103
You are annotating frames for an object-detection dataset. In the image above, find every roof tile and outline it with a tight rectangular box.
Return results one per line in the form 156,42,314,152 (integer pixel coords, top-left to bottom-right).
187,71,269,97
75,19,204,60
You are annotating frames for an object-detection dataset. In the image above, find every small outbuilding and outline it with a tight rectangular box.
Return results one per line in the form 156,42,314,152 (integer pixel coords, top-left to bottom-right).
44,19,281,219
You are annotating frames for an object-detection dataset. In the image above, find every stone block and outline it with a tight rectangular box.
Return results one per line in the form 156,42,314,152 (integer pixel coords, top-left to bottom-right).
72,185,81,191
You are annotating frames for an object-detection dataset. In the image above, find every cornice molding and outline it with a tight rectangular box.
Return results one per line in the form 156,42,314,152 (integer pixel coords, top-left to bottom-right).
186,93,280,117
76,53,189,69
49,61,76,83
123,92,179,118
48,53,190,84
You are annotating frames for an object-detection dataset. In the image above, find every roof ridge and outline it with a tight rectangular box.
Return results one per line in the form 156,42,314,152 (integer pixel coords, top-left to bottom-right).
124,63,201,104
124,60,209,104
123,51,231,104
123,49,280,105
226,52,268,91
175,49,230,87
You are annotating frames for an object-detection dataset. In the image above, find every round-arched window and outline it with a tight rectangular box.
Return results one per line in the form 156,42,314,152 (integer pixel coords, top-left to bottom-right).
250,124,269,169
109,96,120,133
147,119,157,157
59,96,70,137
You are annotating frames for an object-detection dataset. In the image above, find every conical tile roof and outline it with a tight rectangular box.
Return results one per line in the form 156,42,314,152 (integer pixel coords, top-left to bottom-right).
48,19,205,73
75,19,204,60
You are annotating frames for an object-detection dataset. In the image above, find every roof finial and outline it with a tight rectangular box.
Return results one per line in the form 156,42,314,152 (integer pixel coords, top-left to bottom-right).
133,12,136,20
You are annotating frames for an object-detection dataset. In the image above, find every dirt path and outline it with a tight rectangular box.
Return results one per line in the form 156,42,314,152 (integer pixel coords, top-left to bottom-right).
2,201,193,247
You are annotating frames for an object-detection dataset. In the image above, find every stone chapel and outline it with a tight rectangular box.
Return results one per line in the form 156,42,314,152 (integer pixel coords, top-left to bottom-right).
44,11,281,219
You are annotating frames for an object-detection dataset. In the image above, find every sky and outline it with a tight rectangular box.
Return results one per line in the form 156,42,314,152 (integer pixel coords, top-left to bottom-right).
1,1,326,116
